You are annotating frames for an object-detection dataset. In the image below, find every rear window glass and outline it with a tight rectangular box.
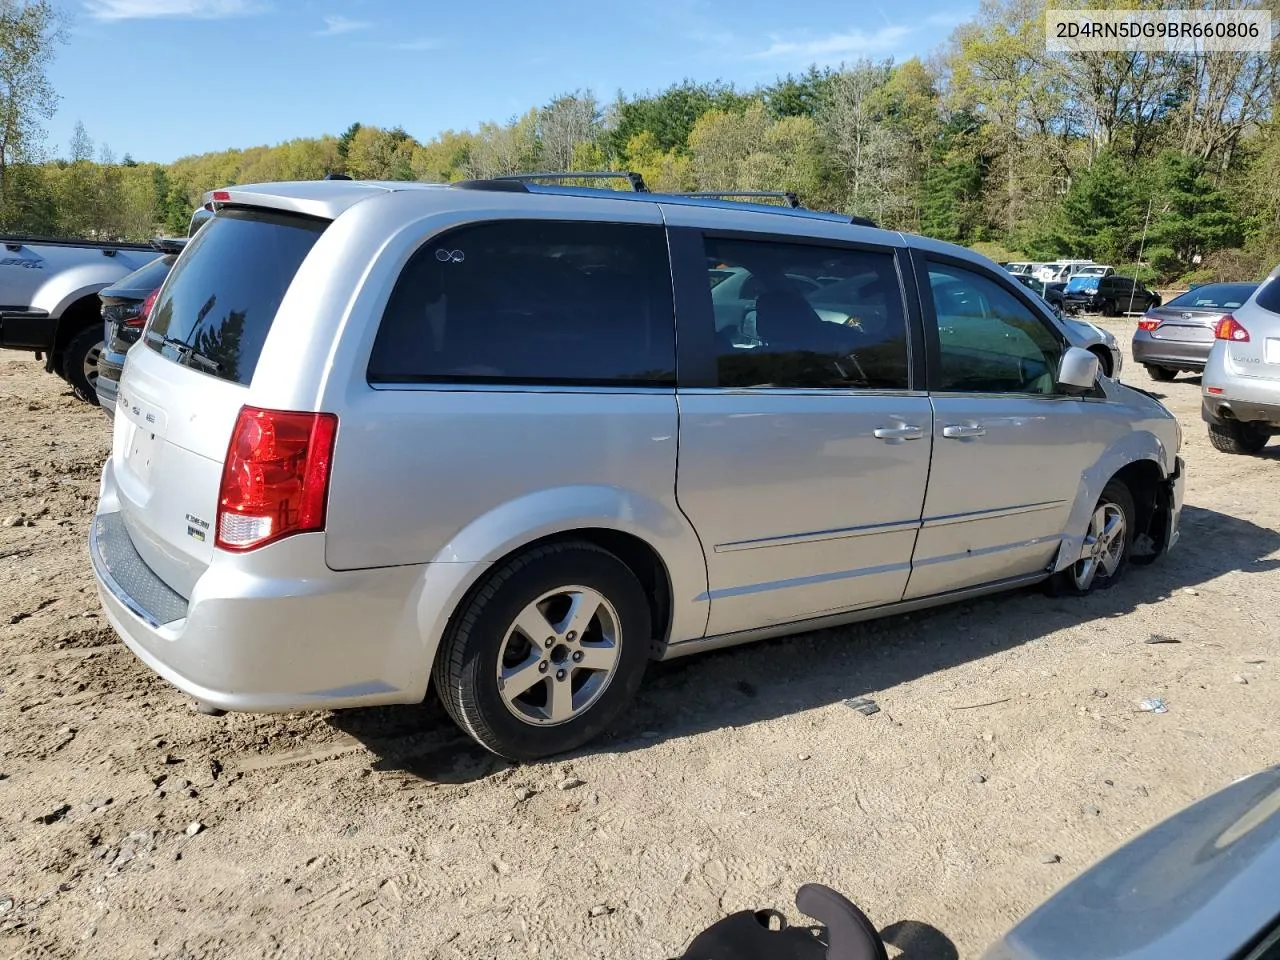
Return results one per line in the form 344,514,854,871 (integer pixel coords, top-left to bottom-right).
368,219,676,386
1169,283,1258,310
108,255,175,298
144,208,326,385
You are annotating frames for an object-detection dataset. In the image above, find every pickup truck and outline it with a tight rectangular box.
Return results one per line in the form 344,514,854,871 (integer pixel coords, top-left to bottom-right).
0,235,165,403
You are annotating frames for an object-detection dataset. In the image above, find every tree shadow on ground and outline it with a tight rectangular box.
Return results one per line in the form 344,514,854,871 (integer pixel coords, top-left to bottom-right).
330,505,1280,783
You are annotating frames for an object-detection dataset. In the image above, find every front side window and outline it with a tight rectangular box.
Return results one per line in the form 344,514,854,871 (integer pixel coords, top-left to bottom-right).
927,262,1065,395
369,220,676,386
705,236,909,390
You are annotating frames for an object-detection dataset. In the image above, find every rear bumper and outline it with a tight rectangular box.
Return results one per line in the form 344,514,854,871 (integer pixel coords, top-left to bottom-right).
89,501,436,712
1202,349,1280,426
1131,332,1210,370
1201,396,1280,428
96,357,122,417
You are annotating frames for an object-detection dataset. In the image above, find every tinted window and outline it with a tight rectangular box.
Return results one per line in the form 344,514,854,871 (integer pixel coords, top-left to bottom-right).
927,262,1064,395
1255,277,1280,314
705,237,909,390
369,220,675,386
145,208,326,385
107,255,175,299
1171,282,1258,310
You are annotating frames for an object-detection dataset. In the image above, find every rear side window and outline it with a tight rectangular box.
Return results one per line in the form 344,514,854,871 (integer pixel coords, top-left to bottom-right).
369,220,676,386
145,208,326,385
1253,277,1280,314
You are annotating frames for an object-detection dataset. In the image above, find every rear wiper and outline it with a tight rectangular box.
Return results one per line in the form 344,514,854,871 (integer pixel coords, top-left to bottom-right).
144,331,222,373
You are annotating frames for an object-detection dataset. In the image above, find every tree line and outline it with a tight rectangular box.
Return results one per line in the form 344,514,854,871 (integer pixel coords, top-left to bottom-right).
2,0,1279,283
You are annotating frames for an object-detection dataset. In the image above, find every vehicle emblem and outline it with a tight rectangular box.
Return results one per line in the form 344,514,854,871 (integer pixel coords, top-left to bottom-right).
434,248,465,263
1180,312,1192,319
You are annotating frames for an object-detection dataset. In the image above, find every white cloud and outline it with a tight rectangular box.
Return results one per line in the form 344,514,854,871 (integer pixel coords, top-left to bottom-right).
85,0,260,19
750,25,914,61
315,14,370,36
925,10,969,28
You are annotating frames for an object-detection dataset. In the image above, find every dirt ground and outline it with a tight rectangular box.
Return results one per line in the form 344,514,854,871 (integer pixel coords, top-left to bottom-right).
2,322,1277,960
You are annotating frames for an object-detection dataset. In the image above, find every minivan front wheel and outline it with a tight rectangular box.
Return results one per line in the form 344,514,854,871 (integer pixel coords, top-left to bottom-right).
1050,480,1134,596
433,541,651,761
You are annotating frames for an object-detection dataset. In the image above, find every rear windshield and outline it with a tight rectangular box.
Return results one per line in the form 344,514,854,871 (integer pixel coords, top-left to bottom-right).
105,255,175,300
144,208,326,385
1066,276,1099,292
1167,283,1257,310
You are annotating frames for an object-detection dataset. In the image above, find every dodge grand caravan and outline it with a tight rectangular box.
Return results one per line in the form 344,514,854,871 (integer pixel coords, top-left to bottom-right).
91,178,1185,761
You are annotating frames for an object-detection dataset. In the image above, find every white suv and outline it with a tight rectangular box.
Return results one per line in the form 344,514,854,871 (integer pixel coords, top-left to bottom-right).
91,177,1185,760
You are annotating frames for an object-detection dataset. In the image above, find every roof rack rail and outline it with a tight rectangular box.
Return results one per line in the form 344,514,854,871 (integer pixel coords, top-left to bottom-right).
849,214,877,228
681,191,801,209
493,171,649,193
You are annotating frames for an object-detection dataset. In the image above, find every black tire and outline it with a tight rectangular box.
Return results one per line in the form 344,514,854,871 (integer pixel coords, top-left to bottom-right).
62,326,103,406
1048,480,1135,596
432,540,651,762
1099,299,1116,317
1145,365,1176,382
1208,421,1268,455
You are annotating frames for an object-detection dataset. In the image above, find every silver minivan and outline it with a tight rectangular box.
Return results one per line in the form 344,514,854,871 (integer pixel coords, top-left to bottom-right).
91,178,1185,761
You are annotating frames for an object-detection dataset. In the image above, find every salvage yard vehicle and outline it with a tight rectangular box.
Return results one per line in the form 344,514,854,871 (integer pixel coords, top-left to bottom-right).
90,175,1184,762
1063,274,1160,316
1202,268,1280,455
0,234,163,402
96,238,188,418
1134,282,1258,382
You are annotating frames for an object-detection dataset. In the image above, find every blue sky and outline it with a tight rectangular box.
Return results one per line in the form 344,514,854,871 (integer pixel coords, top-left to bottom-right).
48,0,976,163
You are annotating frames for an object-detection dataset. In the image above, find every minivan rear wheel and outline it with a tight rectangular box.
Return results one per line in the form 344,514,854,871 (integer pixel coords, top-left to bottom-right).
1049,480,1134,596
1207,421,1268,455
432,540,650,761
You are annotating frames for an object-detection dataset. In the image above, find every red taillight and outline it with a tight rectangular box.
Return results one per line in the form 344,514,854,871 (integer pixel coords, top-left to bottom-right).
1137,314,1160,331
215,406,338,552
1207,386,1224,395
1215,314,1250,342
125,287,161,328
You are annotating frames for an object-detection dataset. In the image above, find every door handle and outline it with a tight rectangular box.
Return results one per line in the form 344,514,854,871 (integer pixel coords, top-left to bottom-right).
873,424,925,441
942,423,987,439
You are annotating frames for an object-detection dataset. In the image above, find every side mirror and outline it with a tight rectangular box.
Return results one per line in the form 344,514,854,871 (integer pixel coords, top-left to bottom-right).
1057,345,1099,394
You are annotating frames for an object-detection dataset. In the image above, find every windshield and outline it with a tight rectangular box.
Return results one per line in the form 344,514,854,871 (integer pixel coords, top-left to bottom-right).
1066,276,1099,292
1166,283,1257,310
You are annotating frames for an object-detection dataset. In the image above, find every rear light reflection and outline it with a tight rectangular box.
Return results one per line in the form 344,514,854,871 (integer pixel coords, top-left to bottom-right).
1207,387,1224,395
1214,315,1250,342
215,406,338,551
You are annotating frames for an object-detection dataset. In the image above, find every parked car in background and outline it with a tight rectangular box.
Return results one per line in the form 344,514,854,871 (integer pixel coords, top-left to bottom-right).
1005,261,1036,276
1074,263,1115,278
96,239,187,418
90,177,1183,761
97,206,212,416
1063,274,1160,315
1133,282,1258,382
984,765,1280,960
1202,269,1280,454
1013,274,1066,312
1035,260,1095,283
0,235,163,403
